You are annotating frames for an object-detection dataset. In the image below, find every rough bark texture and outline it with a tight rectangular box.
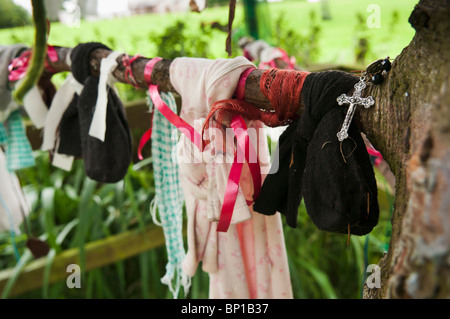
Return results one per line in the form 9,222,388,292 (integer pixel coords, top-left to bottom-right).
360,0,450,299
44,0,449,298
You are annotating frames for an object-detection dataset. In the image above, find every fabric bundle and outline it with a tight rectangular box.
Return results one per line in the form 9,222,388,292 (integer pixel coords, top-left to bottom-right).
240,39,295,70
57,42,132,183
253,70,380,236
170,56,293,299
41,73,83,171
0,44,27,122
0,44,35,260
0,44,36,171
147,91,190,298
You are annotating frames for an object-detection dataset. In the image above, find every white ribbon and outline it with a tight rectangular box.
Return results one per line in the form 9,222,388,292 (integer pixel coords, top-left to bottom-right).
41,74,83,151
89,51,122,142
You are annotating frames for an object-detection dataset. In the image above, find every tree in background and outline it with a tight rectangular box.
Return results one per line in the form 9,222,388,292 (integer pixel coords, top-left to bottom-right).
0,0,31,29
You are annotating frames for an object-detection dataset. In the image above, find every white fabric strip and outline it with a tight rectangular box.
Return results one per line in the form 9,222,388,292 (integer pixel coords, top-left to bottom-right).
22,84,49,129
52,151,74,171
89,51,122,142
41,74,83,151
0,148,30,233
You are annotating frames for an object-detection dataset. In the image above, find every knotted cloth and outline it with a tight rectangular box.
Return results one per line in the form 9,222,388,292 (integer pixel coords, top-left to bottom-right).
252,70,380,236
58,42,132,183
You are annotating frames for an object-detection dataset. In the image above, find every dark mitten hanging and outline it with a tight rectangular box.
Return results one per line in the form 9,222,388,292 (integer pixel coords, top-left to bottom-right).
253,70,380,236
77,75,132,183
58,42,109,157
59,42,132,183
58,94,82,157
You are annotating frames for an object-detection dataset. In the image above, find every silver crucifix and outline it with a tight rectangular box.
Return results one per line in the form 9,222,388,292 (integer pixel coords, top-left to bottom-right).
336,78,375,141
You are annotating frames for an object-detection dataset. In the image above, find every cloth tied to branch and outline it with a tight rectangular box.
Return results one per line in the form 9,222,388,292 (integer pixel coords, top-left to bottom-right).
147,91,190,299
58,42,132,183
253,70,380,236
170,56,293,299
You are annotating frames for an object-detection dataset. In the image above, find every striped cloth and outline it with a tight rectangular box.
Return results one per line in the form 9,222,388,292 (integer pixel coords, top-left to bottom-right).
147,92,190,298
0,110,35,171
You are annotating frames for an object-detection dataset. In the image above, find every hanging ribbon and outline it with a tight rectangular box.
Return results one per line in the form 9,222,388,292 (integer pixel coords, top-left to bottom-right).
216,67,261,232
140,58,261,232
216,115,261,232
138,57,202,160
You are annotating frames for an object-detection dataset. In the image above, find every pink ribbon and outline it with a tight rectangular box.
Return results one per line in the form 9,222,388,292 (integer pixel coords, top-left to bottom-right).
367,146,383,166
137,57,203,160
8,45,59,82
123,54,142,89
216,115,261,232
8,50,31,82
139,59,261,232
217,67,261,232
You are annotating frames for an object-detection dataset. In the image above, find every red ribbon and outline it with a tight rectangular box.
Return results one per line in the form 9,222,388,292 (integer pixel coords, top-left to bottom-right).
123,54,142,89
137,57,203,160
8,45,59,82
216,115,261,232
217,67,261,232
8,50,31,82
139,59,261,232
367,146,383,166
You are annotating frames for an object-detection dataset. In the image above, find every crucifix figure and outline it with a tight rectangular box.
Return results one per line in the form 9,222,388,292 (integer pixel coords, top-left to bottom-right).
336,79,375,141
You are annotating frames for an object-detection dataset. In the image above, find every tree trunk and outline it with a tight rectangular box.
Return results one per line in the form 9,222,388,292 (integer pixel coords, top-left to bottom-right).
360,0,450,298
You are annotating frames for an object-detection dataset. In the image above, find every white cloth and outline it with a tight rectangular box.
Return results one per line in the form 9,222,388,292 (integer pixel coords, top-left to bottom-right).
89,51,122,142
22,84,49,129
244,40,284,64
41,73,83,171
0,148,30,233
41,73,83,151
170,56,293,299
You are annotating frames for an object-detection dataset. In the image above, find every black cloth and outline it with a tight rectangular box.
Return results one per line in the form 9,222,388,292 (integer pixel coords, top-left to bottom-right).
58,42,132,183
253,70,379,236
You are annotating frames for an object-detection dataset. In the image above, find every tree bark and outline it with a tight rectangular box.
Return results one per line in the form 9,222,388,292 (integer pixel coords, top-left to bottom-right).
360,0,450,299
43,0,449,298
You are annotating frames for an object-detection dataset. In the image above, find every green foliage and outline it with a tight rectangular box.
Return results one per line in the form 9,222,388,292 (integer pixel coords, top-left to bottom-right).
207,0,230,7
0,151,167,298
272,9,322,66
151,20,213,60
0,0,31,29
0,147,394,299
353,12,371,65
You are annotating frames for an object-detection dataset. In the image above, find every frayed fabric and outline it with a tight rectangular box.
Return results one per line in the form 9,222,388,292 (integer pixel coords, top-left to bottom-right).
253,70,379,236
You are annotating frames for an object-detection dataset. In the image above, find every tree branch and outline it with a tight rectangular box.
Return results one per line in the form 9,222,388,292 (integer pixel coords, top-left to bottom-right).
48,46,274,110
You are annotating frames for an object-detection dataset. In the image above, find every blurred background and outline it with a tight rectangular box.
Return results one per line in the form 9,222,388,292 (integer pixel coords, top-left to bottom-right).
0,0,414,299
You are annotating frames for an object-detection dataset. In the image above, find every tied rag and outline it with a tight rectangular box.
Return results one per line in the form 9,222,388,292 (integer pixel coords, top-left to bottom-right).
147,91,190,298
